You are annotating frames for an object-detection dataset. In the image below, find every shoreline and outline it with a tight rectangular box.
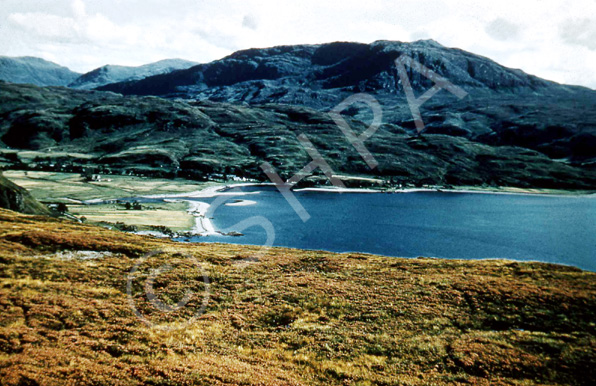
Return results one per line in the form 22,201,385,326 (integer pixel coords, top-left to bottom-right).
287,185,596,197
164,199,217,236
159,185,263,236
134,182,596,237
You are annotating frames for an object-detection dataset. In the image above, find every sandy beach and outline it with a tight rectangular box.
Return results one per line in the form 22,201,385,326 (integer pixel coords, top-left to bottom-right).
159,184,263,235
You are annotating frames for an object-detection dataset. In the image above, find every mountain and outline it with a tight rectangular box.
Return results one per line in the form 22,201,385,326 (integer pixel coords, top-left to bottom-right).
99,40,596,166
0,56,197,90
100,40,568,100
1,81,595,190
0,173,49,215
68,59,198,90
0,56,80,87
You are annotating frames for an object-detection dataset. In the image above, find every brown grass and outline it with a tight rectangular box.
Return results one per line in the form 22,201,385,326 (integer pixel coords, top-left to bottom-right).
0,208,594,385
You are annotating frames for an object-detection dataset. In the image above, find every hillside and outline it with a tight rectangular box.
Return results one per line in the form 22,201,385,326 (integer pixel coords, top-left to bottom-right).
0,208,594,385
99,40,596,166
68,59,198,90
1,82,596,189
100,40,571,99
0,174,49,215
0,56,80,87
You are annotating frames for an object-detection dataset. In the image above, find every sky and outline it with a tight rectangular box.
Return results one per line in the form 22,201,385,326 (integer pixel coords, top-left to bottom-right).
1,0,595,88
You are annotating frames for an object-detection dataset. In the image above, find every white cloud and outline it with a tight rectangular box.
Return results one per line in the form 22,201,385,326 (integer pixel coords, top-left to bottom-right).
242,15,259,31
485,18,520,41
72,0,86,20
560,18,596,51
9,12,78,41
0,0,595,89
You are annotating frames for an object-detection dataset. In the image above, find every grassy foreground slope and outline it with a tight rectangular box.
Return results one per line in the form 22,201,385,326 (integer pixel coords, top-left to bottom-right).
0,209,594,385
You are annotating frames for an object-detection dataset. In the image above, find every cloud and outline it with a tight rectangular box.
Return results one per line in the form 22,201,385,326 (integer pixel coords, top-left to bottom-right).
7,1,138,46
242,15,258,30
8,12,78,41
560,18,596,51
72,0,86,19
485,18,520,41
0,0,595,89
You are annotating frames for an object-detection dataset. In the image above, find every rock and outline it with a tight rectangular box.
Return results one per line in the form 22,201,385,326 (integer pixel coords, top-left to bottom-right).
0,174,50,215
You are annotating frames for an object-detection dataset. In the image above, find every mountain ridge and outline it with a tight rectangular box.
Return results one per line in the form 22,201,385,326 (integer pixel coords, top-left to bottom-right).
0,56,198,90
68,58,198,90
1,40,596,187
98,39,583,99
97,40,596,166
0,56,81,87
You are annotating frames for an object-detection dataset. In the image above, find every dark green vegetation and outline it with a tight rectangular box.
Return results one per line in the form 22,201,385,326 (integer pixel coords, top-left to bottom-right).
0,208,594,385
2,40,596,189
0,174,49,215
1,81,596,189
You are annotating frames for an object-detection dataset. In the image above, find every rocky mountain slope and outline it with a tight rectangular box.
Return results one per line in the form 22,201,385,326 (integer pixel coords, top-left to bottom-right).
68,59,198,90
101,40,567,100
99,40,596,166
1,81,595,189
0,56,80,87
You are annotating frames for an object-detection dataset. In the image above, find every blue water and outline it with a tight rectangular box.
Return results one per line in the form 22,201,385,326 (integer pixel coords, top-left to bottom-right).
164,187,596,271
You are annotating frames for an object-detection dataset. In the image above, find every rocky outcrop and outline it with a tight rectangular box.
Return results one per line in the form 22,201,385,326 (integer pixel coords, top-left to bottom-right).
0,174,49,215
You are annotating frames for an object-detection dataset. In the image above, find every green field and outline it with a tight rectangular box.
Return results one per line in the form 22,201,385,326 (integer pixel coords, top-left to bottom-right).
2,170,211,202
69,202,195,232
2,171,214,232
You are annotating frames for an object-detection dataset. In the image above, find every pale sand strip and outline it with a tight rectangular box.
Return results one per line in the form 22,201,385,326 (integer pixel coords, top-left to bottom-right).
164,199,216,236
225,199,257,207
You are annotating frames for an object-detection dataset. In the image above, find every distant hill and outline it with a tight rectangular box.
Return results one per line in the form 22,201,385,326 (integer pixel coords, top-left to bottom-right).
1,40,595,189
68,59,198,90
0,56,80,87
98,40,596,166
0,173,49,215
1,81,595,190
0,56,197,90
101,40,573,102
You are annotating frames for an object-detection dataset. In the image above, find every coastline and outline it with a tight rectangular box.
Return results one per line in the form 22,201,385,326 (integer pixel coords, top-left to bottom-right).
295,185,596,197
151,182,595,236
158,184,262,236
162,199,217,236
128,182,596,236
